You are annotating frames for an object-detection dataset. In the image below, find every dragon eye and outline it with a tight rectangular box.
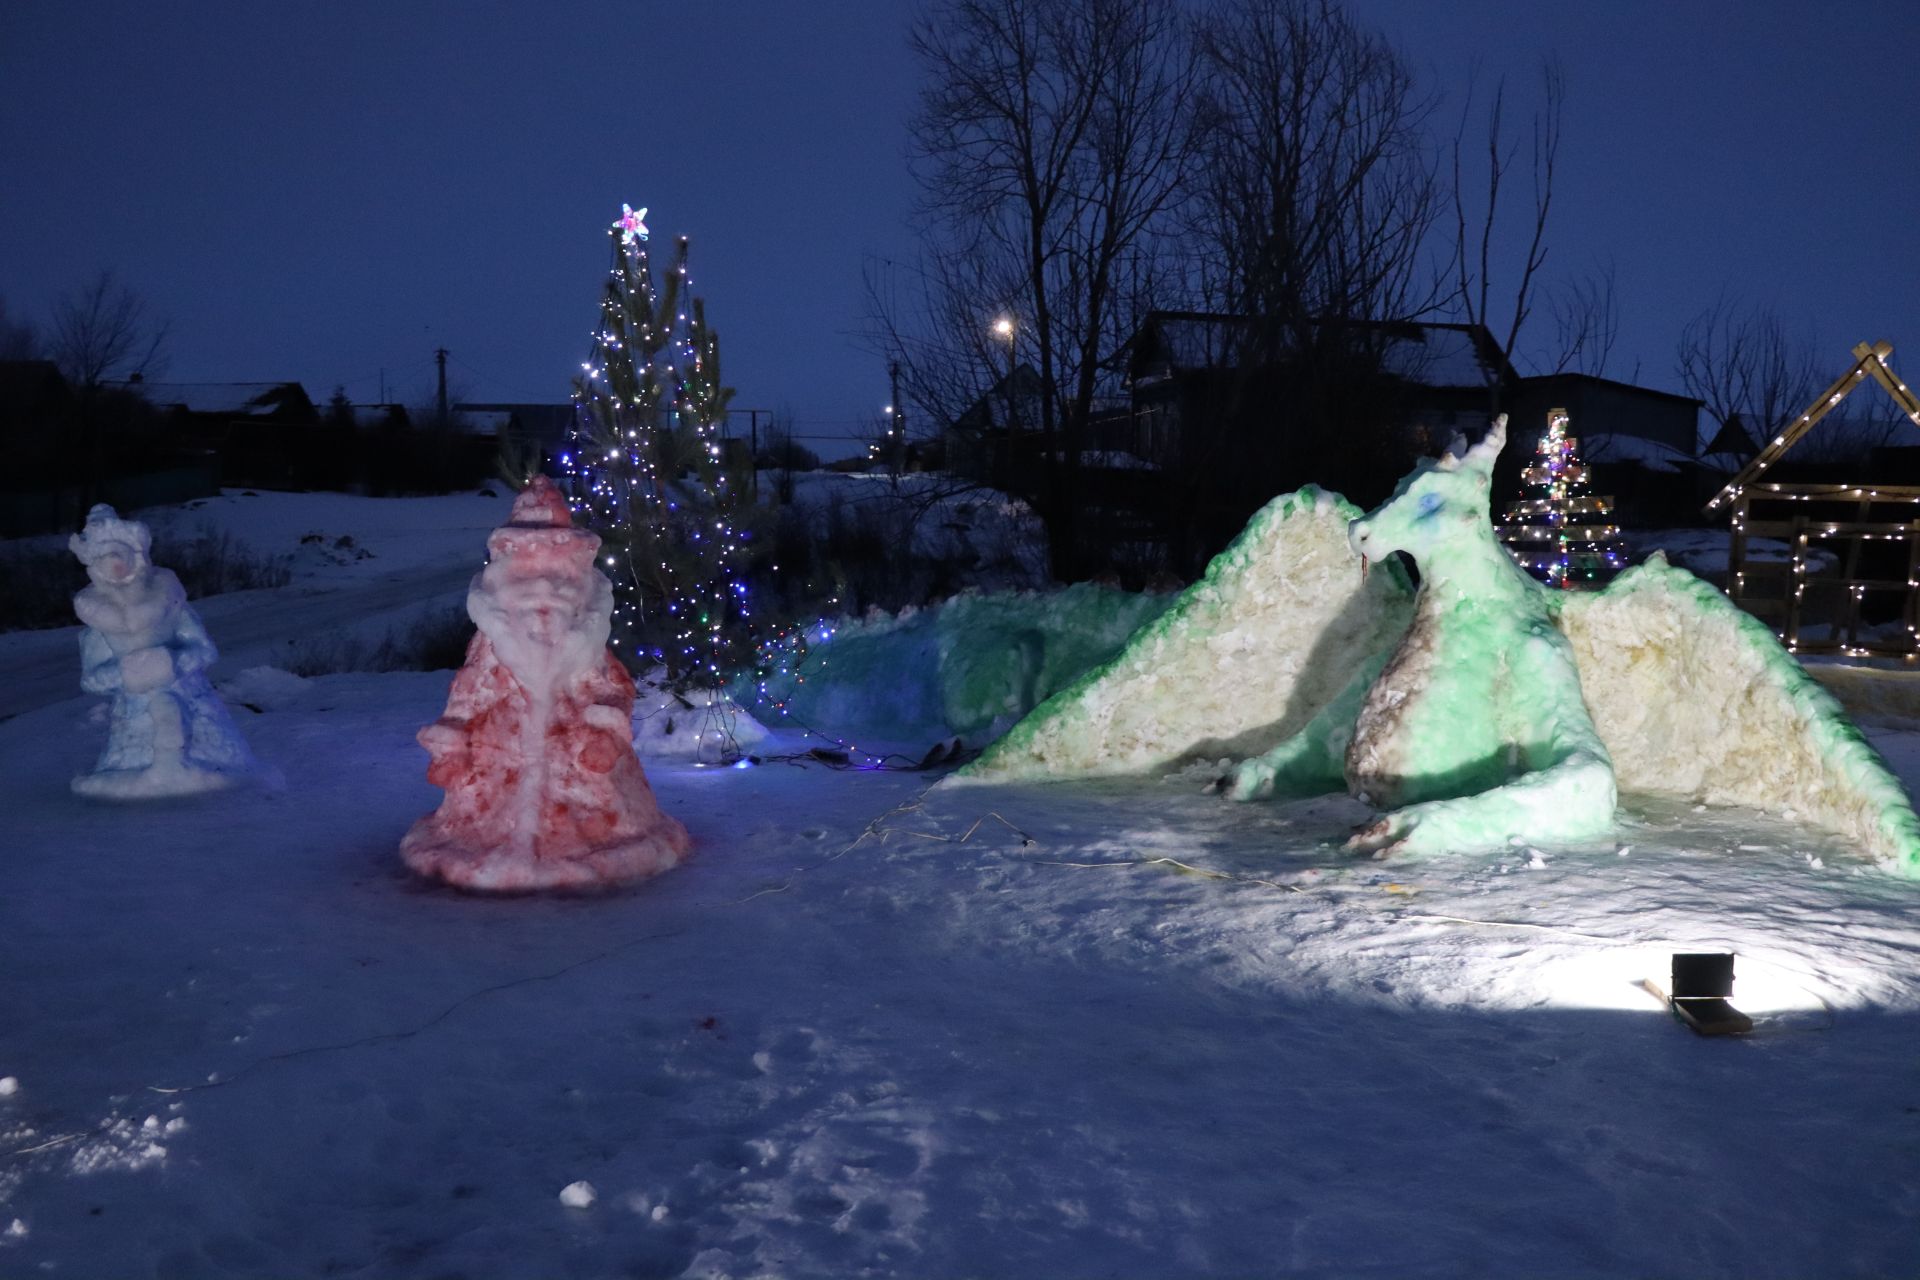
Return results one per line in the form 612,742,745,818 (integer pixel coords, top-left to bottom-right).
1417,493,1443,517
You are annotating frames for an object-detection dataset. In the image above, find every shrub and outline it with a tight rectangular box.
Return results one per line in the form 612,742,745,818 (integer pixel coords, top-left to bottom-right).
0,524,291,633
159,528,292,597
0,542,86,631
282,603,476,676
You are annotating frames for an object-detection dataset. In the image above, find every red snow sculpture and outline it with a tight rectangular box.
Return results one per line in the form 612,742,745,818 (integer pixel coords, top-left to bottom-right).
401,476,691,890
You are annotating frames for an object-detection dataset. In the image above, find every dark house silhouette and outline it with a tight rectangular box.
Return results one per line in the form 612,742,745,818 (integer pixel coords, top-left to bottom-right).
456,401,576,472
1110,312,1516,469
131,381,321,490
941,364,1047,487
0,364,221,533
1100,313,1520,565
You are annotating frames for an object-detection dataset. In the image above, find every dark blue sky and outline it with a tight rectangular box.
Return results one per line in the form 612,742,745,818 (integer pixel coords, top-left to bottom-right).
3,1,1915,456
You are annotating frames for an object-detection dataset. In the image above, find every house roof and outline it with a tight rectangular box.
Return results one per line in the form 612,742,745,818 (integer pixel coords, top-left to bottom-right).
1117,311,1515,390
457,401,575,442
127,381,311,415
1580,431,1693,474
1374,322,1508,389
1701,414,1758,461
1514,370,1705,409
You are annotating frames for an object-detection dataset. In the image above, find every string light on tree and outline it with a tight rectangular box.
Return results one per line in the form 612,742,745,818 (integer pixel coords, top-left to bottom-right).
1494,407,1626,588
558,202,758,742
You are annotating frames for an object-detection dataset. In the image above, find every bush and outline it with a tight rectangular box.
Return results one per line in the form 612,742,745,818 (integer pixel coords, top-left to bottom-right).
0,524,292,633
0,542,86,631
282,603,476,676
160,528,292,597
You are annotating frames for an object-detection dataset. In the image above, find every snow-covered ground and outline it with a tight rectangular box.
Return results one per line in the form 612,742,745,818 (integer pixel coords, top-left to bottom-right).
4,490,1920,1277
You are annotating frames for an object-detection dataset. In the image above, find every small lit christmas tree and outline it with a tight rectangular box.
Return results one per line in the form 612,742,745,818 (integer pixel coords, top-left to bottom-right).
559,203,753,687
1495,406,1626,587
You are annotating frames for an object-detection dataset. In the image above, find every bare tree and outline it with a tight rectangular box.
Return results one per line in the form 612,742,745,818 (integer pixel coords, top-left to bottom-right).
879,0,1196,579
1189,0,1442,330
1450,61,1562,406
1168,0,1445,549
1542,262,1619,378
49,269,170,389
1677,296,1822,454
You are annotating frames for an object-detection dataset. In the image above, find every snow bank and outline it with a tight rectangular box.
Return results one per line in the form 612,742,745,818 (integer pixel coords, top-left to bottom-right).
1559,554,1920,873
745,585,1172,745
779,471,1049,589
631,668,771,762
1806,661,1920,725
140,488,512,580
959,486,1415,782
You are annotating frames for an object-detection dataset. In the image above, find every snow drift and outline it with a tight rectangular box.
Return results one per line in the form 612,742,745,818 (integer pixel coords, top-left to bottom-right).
744,584,1173,745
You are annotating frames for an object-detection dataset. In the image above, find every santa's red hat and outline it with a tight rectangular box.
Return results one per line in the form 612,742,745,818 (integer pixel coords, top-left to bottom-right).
486,475,602,571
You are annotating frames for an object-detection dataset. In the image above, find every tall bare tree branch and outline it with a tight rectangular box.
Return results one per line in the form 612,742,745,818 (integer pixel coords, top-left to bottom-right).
50,269,170,390
1450,59,1561,404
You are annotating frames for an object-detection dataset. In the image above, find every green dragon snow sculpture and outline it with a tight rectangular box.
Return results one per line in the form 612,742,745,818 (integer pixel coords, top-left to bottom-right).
1227,417,1616,855
961,416,1920,874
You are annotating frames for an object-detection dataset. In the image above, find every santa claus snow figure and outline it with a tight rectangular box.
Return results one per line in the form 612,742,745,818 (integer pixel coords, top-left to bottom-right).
401,475,691,890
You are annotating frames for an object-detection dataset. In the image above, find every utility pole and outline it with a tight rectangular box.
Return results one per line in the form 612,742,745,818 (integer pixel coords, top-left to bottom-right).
888,360,904,472
434,347,449,428
731,407,770,501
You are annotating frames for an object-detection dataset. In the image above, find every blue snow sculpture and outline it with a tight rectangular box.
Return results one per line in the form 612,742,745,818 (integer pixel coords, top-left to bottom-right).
69,505,257,798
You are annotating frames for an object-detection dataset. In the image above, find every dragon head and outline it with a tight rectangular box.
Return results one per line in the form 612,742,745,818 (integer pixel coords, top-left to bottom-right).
1349,415,1507,571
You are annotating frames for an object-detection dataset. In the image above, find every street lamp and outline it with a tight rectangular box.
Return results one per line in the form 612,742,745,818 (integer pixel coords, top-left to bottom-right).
993,315,1017,433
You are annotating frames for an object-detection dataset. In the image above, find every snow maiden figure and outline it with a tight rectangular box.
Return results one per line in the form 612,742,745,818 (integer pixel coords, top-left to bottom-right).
69,504,257,798
401,475,691,891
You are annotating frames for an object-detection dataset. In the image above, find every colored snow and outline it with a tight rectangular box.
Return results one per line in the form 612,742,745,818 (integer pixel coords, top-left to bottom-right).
960,486,1415,782
400,477,690,890
1558,555,1920,871
746,583,1173,748
67,505,257,798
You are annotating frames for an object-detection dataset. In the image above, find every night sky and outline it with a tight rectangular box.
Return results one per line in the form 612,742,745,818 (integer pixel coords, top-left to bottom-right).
3,1,1915,457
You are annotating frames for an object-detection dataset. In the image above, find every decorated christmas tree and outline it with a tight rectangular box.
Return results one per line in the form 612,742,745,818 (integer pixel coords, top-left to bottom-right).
559,204,752,687
1495,407,1626,587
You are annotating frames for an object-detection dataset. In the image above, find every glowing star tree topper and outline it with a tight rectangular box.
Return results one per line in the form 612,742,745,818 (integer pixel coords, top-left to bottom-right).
615,204,649,245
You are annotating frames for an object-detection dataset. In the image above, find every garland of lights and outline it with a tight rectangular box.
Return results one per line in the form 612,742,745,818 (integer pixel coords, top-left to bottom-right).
1495,407,1626,588
559,203,755,700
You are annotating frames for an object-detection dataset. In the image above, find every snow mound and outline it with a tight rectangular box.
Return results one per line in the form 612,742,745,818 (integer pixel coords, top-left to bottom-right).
1558,554,1920,873
1805,661,1920,727
216,665,313,711
744,585,1172,744
958,486,1415,782
632,670,771,762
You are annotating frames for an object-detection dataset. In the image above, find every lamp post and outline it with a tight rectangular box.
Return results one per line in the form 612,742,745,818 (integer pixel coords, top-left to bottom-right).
993,315,1017,442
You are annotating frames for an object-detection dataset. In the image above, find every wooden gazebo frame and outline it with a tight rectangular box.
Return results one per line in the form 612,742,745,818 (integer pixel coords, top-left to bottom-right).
1707,342,1920,657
